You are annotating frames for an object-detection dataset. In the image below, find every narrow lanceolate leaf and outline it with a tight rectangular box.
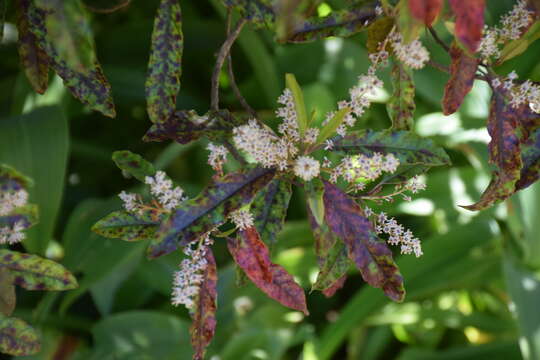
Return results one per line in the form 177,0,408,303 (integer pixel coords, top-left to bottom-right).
284,6,379,43
92,210,163,242
448,0,485,53
285,73,308,136
462,90,524,210
317,107,350,145
146,0,183,124
0,315,40,356
15,0,49,94
0,268,15,316
408,0,443,26
497,21,540,65
148,168,275,258
0,249,78,291
228,227,309,314
221,0,275,28
251,178,292,246
387,62,415,130
442,42,479,115
333,129,450,182
322,181,405,301
112,151,156,183
190,251,217,360
26,2,115,117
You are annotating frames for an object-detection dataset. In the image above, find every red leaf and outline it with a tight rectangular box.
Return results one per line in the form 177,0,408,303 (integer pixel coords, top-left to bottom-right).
190,251,217,360
449,0,485,53
322,181,405,302
228,227,309,315
408,0,443,26
442,42,479,115
322,275,347,298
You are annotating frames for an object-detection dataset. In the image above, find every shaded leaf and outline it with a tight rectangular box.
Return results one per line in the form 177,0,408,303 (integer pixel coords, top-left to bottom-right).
0,268,15,316
449,0,485,53
148,167,275,258
92,210,163,242
190,251,217,360
112,151,156,183
387,62,416,130
228,227,309,314
15,0,49,94
0,314,40,356
146,0,183,123
222,0,275,27
0,249,78,291
497,20,540,65
516,126,540,191
367,16,394,53
408,0,443,26
322,181,405,301
442,42,479,115
25,2,115,117
251,178,292,246
322,275,347,298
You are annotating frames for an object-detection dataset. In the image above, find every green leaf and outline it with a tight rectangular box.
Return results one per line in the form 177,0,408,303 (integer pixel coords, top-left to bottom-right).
396,0,422,43
497,20,540,65
221,0,275,28
148,167,275,259
25,2,115,117
387,62,416,130
285,73,308,136
316,107,350,145
15,0,49,94
0,249,77,291
92,210,163,242
112,151,156,183
251,178,292,246
145,0,183,123
305,178,325,226
0,314,40,356
311,235,349,294
0,106,68,254
367,16,394,54
0,268,15,316
0,164,33,190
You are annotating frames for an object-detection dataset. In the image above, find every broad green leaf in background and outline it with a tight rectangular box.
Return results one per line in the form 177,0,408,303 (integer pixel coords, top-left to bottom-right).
0,314,40,356
145,0,183,124
0,268,15,316
0,106,68,255
387,62,415,130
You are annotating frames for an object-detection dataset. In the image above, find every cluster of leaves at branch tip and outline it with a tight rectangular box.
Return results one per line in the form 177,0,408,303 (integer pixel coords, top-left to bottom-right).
0,165,77,357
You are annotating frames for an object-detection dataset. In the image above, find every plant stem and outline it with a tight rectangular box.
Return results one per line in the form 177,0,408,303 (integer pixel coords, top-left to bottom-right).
428,26,450,53
83,0,131,13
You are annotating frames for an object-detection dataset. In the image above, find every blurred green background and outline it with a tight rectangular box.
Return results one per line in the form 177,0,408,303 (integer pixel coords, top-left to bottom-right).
1,0,540,359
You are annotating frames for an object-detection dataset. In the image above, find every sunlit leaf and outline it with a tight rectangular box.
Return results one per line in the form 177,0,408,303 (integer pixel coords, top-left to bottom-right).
148,167,275,258
448,0,485,53
322,181,405,301
286,73,308,136
228,227,309,314
0,314,40,356
112,151,157,183
408,0,443,26
497,20,540,65
387,62,415,130
146,0,183,123
92,210,163,242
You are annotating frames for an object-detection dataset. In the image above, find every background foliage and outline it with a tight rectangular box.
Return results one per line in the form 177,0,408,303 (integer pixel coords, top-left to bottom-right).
1,0,540,359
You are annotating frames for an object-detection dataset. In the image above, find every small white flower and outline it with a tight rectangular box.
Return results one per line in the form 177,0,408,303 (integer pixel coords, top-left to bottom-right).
118,191,139,212
229,208,254,230
293,156,320,181
206,142,229,172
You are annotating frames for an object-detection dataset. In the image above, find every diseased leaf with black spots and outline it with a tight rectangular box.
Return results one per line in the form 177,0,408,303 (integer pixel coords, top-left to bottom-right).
228,227,309,314
0,314,40,356
146,0,183,124
15,0,49,94
322,181,405,301
442,42,479,115
112,151,156,183
190,251,217,360
92,210,164,242
148,168,275,259
408,0,443,26
0,250,78,291
387,62,416,130
251,178,292,246
0,268,15,316
449,0,485,53
221,0,275,28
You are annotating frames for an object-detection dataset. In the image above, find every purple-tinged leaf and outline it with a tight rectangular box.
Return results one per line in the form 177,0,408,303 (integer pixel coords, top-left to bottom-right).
323,181,405,302
0,205,39,231
442,42,479,115
449,0,485,53
146,0,183,124
112,151,156,183
322,275,347,298
221,0,275,28
0,268,15,316
387,62,416,130
190,251,217,360
228,227,309,314
408,0,443,26
15,0,49,94
92,210,163,242
148,167,275,259
0,314,40,356
0,249,78,291
516,126,540,190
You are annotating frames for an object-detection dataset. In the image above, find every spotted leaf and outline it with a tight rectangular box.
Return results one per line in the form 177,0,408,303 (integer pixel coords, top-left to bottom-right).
92,210,164,242
449,0,485,53
0,205,39,231
0,249,78,291
148,167,275,258
323,181,405,302
0,268,15,317
112,151,156,183
228,227,309,314
221,0,275,28
516,125,540,191
0,314,40,356
387,62,416,130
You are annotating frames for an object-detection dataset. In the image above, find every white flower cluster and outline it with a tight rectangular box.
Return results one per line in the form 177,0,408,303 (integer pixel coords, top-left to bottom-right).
0,187,29,245
330,153,400,185
389,32,430,70
276,89,300,142
206,142,229,173
229,208,254,230
171,234,213,309
371,210,423,257
492,72,540,113
404,175,427,194
0,220,26,245
479,0,534,59
294,155,321,181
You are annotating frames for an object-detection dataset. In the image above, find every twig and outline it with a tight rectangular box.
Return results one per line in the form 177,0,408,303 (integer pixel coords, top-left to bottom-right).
428,26,450,53
83,0,131,14
223,139,247,165
211,18,246,111
427,59,449,73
